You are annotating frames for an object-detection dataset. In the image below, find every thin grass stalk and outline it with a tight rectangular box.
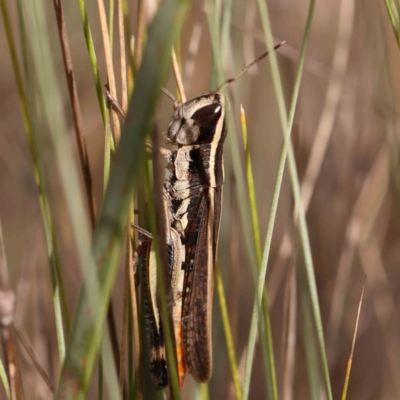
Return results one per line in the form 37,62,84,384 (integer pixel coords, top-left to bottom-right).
97,0,121,143
128,246,140,399
242,2,318,399
183,21,202,88
299,0,354,215
328,145,388,353
215,264,242,399
209,6,279,399
281,263,297,400
121,0,134,76
298,260,320,400
108,0,115,51
171,47,186,103
0,358,10,400
118,0,128,112
341,279,366,400
19,0,71,341
56,1,189,397
240,106,262,276
22,0,120,396
97,0,125,379
256,1,333,399
240,105,278,399
1,0,67,363
134,0,146,70
15,329,54,395
52,0,97,228
206,4,278,397
76,0,115,153
220,0,232,63
0,220,23,400
358,239,400,397
207,0,277,398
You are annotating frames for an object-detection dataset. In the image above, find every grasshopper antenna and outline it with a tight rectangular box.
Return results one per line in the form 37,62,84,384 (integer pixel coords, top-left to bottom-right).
213,41,286,93
161,87,180,110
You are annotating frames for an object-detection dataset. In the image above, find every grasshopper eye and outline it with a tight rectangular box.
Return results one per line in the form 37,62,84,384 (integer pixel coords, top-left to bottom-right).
191,104,222,127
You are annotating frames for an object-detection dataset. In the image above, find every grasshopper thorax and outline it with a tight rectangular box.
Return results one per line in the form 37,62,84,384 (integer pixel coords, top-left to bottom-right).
167,92,225,146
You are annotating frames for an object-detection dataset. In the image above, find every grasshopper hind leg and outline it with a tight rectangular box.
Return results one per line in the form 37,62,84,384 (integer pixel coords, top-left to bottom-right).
137,238,169,388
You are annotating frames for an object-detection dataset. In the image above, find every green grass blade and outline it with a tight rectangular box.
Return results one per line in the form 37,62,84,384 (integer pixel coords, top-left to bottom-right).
76,0,114,153
240,106,262,265
240,105,278,400
384,0,400,47
55,1,189,397
0,358,10,400
215,264,242,399
206,1,279,396
1,0,68,363
21,0,118,396
299,260,320,400
256,1,333,399
242,1,320,399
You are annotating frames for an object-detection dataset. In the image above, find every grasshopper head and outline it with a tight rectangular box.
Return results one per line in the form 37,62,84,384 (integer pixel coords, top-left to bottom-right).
166,93,225,146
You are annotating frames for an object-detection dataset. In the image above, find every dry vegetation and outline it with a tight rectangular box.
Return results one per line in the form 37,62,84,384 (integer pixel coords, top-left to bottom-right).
0,0,399,399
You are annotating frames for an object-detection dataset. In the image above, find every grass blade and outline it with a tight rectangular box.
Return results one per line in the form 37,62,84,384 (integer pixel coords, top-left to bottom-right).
240,104,278,399
215,264,242,399
52,0,97,227
255,1,333,399
206,2,280,397
76,0,114,152
15,329,54,395
56,1,189,397
242,1,319,398
384,0,400,47
299,260,320,400
341,278,366,400
1,0,68,365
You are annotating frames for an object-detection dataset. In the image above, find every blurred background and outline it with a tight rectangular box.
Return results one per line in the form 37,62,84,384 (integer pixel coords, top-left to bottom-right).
0,0,400,399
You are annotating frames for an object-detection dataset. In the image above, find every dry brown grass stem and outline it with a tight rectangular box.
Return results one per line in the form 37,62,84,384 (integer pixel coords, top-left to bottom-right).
172,48,186,103
281,264,297,400
97,0,121,143
243,0,258,76
15,329,54,395
117,3,128,392
328,145,389,349
52,0,96,227
341,277,366,399
183,22,202,89
270,0,355,319
299,0,355,214
118,0,128,113
359,240,400,397
134,0,146,70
